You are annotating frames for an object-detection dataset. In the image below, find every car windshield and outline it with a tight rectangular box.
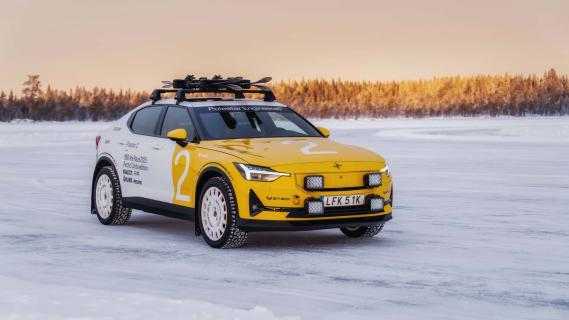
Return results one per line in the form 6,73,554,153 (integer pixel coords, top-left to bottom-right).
194,106,322,140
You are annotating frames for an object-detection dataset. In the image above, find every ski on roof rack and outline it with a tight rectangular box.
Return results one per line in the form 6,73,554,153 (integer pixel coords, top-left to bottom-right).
150,75,275,104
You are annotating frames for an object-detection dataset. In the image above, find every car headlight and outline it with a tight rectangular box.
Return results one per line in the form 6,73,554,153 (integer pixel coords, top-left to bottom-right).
380,163,391,176
234,163,290,182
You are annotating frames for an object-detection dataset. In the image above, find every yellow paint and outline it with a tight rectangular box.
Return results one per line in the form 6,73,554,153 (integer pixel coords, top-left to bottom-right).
167,128,187,141
169,136,392,222
317,127,330,137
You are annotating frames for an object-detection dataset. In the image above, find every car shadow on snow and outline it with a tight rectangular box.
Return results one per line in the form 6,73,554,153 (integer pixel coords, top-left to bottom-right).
124,211,396,250
245,231,393,250
123,211,194,238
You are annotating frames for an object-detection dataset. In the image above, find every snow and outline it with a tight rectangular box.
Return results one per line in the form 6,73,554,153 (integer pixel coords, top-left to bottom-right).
1,117,568,320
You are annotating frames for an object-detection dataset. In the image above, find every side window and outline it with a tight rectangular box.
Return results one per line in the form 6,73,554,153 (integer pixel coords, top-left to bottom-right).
160,107,196,139
131,106,163,135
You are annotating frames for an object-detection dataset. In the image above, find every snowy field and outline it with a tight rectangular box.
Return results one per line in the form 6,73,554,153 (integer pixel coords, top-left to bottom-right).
1,117,568,320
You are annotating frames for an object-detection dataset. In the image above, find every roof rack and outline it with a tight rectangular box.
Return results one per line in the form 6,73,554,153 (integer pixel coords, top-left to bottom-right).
150,75,276,104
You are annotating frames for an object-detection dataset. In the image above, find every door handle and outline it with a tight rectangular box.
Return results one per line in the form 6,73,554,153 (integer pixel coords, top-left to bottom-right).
119,141,127,146
152,144,163,150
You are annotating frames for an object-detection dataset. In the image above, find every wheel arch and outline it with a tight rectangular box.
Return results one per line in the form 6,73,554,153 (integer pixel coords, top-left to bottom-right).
91,155,117,214
194,164,233,236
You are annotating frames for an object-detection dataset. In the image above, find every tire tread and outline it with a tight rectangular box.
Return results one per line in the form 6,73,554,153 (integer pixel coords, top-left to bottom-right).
340,224,384,238
201,176,248,249
94,166,132,225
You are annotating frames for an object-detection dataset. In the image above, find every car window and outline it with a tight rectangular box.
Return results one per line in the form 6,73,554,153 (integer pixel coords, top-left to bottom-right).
131,106,163,135
160,107,195,138
269,112,305,135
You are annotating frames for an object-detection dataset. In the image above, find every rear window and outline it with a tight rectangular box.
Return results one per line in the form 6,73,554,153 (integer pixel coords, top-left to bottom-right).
131,106,163,135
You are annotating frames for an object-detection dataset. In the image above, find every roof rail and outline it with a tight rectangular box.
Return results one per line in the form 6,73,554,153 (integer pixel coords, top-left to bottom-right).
150,75,276,104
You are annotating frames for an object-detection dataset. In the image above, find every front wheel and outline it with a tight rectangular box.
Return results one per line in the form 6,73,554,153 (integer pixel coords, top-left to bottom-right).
198,177,248,248
340,224,384,238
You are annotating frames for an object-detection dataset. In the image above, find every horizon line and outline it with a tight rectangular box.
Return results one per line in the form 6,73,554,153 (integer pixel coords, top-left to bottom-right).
1,68,565,95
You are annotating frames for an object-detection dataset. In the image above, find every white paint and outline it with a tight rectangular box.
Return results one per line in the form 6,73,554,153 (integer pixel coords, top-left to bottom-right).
282,140,337,154
200,186,228,241
173,149,191,202
95,174,113,218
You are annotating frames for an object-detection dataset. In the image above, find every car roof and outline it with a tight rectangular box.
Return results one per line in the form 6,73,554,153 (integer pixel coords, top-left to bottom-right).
139,98,287,109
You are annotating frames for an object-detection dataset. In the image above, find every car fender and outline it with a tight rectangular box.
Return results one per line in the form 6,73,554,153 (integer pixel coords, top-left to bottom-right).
193,163,236,235
91,154,118,214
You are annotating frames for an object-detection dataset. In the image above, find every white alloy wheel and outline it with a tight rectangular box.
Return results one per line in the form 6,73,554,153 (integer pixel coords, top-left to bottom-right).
95,174,114,219
201,186,228,241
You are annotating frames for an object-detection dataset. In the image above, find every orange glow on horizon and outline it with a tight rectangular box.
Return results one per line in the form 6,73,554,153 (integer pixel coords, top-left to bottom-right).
1,0,568,92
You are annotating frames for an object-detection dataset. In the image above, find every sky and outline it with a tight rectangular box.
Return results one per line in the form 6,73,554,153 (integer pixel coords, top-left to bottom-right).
1,0,568,93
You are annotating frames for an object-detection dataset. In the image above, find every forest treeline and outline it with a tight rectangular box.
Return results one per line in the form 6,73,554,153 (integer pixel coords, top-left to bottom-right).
1,69,568,121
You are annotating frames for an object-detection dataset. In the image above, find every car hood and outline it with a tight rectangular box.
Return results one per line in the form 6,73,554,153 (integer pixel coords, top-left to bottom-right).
200,137,385,168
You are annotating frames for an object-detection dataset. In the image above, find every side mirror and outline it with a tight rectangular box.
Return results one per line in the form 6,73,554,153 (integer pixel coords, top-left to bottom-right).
167,128,188,147
317,127,330,138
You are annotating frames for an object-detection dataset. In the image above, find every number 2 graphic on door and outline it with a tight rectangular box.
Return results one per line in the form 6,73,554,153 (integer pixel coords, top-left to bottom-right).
173,149,191,203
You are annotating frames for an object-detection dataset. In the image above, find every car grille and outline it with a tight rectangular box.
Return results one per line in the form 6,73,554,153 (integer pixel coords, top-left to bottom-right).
286,202,388,218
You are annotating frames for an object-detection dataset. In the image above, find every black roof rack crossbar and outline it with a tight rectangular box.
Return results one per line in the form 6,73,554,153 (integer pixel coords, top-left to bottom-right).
150,88,276,104
151,75,276,104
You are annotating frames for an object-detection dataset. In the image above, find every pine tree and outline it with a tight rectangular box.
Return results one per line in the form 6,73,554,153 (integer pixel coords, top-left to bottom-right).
0,91,5,121
22,75,42,100
1,70,569,121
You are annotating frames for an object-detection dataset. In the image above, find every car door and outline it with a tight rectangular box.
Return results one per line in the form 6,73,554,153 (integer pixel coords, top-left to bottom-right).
121,105,165,200
154,106,199,208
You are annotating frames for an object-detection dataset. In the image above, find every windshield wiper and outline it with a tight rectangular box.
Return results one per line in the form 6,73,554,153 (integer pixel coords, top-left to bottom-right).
220,112,237,129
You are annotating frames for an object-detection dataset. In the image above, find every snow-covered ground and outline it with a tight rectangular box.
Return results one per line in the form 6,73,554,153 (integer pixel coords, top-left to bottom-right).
0,117,568,320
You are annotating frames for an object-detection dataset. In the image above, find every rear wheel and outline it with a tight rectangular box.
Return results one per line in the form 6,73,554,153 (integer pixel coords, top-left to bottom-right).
93,166,132,225
198,177,247,248
340,224,384,238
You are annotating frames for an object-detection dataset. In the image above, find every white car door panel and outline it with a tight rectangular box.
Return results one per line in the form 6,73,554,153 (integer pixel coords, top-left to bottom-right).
144,138,176,203
121,134,156,199
116,105,197,206
154,106,198,205
120,106,165,200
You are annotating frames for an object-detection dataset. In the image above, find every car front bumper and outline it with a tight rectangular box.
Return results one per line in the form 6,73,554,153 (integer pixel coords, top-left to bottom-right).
237,213,392,232
227,161,394,228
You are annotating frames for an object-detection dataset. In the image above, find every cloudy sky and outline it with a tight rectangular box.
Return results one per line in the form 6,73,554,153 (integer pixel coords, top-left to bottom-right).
1,0,568,92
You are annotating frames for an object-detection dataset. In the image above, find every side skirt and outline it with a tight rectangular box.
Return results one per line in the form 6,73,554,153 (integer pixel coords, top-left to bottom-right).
122,197,195,221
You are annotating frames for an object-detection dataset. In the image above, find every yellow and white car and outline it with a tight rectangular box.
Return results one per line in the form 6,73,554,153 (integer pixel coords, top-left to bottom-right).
91,76,393,248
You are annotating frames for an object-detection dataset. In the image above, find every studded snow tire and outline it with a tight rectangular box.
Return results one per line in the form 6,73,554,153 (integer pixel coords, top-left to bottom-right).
93,166,132,225
198,176,248,249
340,224,384,238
